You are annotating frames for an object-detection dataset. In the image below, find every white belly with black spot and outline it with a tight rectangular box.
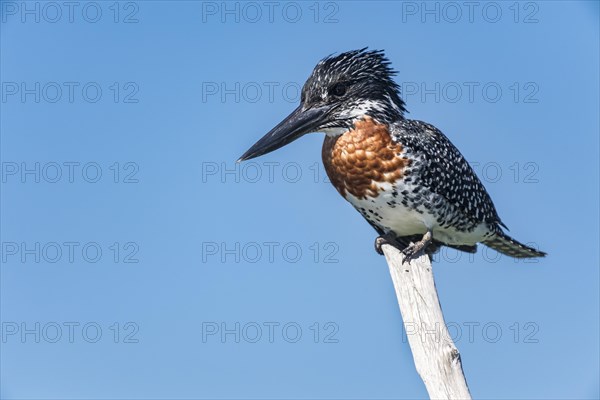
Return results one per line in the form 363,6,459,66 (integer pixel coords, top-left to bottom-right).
345,181,492,246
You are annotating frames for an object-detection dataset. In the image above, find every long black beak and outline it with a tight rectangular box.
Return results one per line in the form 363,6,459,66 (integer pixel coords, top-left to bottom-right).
237,105,331,162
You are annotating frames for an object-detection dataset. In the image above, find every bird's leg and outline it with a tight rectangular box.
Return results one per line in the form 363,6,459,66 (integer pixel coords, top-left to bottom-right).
401,230,433,263
374,231,400,255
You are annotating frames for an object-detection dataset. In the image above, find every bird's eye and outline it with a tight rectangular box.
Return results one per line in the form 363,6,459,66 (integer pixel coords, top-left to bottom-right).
330,82,347,97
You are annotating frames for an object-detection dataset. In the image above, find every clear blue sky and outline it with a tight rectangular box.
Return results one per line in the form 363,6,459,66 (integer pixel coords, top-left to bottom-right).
1,1,598,399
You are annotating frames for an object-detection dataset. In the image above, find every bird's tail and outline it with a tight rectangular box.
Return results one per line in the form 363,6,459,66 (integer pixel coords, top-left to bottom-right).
483,231,546,258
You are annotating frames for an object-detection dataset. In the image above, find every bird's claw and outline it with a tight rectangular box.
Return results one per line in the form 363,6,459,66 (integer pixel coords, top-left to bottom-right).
374,232,397,255
401,243,420,264
376,231,433,264
400,231,433,264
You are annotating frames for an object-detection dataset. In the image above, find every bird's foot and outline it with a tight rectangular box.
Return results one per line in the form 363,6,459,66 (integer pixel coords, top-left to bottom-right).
401,231,433,264
374,232,399,255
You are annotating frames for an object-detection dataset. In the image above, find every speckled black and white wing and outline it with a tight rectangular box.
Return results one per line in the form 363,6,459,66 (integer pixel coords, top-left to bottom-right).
391,119,505,233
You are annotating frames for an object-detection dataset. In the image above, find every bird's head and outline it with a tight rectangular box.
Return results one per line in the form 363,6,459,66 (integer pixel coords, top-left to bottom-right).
238,48,406,162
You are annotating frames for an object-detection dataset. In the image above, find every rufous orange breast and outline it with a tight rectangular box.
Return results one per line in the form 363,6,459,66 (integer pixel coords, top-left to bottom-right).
322,117,411,200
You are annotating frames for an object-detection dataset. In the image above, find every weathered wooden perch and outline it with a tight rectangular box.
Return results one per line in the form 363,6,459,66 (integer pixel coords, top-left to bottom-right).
381,243,471,400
